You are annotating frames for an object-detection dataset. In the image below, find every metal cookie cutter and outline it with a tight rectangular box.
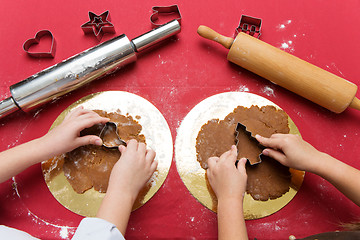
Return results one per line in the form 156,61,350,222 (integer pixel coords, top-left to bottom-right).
235,122,264,165
235,15,262,38
81,10,115,41
150,5,182,27
99,122,127,149
23,30,56,58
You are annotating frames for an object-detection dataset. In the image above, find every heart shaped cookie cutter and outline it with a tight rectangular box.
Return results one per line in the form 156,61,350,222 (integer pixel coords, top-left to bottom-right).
99,121,127,149
150,5,182,27
23,30,56,58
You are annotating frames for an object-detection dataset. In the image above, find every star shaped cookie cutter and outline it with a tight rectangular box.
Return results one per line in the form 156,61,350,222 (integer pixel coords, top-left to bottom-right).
235,122,265,166
150,5,182,27
81,10,115,41
99,122,127,149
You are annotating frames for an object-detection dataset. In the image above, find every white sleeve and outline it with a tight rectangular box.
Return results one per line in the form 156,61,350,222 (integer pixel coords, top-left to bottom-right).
71,217,125,240
0,225,40,240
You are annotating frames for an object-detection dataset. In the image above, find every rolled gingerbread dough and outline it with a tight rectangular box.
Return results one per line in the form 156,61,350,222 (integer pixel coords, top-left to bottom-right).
63,110,145,194
196,105,291,201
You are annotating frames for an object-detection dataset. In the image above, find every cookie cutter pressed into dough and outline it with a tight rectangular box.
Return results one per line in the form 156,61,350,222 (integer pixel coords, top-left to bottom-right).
150,5,182,27
99,121,127,149
235,122,264,165
23,30,56,58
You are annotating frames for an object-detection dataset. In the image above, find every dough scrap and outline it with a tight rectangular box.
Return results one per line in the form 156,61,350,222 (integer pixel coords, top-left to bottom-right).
195,105,291,201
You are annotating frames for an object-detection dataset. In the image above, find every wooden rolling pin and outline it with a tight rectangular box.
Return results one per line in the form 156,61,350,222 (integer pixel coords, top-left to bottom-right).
197,25,360,113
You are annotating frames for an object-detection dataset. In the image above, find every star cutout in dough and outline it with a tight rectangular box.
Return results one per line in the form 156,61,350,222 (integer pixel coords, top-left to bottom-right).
81,10,115,41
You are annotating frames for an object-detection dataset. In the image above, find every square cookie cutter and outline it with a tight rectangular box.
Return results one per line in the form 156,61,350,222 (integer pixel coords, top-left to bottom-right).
235,15,262,38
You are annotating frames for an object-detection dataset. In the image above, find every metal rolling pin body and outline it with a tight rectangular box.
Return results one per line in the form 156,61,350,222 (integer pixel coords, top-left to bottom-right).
0,20,181,118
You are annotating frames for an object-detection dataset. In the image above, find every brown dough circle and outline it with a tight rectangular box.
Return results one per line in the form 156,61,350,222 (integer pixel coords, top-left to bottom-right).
53,110,145,194
195,105,291,201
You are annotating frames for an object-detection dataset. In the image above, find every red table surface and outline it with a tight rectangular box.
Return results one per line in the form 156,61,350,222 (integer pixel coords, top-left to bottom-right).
1,0,360,239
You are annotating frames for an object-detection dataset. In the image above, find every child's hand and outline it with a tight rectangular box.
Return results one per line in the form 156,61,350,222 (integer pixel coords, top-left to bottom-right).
256,134,324,172
41,107,109,156
107,139,157,201
206,145,247,202
96,140,157,233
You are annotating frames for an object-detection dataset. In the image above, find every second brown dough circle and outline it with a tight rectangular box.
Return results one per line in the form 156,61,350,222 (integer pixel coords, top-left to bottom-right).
196,105,292,201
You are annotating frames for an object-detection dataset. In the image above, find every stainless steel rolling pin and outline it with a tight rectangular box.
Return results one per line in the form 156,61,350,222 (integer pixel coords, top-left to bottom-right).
0,20,181,119
197,25,360,113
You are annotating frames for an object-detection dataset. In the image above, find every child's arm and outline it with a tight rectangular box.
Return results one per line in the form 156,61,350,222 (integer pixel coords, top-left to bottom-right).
207,145,248,240
256,134,360,206
0,107,109,183
96,139,157,236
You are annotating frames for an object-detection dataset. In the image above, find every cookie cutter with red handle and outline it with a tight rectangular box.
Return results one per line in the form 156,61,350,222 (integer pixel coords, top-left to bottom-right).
235,15,262,39
23,30,56,58
150,5,182,27
81,10,115,41
235,122,264,166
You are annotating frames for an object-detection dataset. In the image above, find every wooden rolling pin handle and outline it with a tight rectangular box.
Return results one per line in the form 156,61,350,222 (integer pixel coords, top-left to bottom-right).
350,97,360,111
197,25,234,49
